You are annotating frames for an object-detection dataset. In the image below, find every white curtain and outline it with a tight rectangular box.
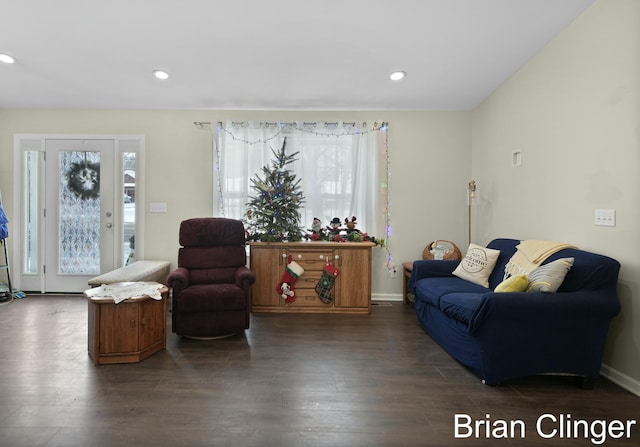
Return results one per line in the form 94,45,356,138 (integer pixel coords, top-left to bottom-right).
214,120,388,238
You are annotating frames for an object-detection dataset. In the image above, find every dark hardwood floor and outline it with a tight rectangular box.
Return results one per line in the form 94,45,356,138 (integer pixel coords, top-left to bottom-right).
0,295,637,447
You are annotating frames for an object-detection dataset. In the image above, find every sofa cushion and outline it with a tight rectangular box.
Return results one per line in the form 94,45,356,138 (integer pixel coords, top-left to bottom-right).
543,248,619,292
526,257,574,293
439,292,485,326
495,274,529,293
415,277,488,308
453,243,501,287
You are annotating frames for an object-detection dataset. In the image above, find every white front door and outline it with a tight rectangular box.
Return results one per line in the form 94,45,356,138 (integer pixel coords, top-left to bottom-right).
15,135,144,294
44,139,116,292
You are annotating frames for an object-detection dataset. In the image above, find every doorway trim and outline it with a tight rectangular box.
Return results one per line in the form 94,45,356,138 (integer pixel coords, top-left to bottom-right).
12,134,145,292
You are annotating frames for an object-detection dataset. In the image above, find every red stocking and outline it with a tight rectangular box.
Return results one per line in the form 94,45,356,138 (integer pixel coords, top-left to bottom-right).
276,255,305,303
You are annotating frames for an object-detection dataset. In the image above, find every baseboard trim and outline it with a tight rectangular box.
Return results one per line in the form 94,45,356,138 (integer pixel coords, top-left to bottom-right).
600,364,640,397
372,293,403,302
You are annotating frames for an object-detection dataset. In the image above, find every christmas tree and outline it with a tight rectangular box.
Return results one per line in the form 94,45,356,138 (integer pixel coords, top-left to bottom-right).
245,137,305,242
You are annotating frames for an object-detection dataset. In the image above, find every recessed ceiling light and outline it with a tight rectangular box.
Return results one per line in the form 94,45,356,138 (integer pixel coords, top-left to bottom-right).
389,71,406,81
153,69,169,80
0,53,16,64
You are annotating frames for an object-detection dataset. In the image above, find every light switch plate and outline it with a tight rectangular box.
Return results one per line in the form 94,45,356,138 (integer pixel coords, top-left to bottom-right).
594,209,615,227
512,150,522,167
150,202,168,213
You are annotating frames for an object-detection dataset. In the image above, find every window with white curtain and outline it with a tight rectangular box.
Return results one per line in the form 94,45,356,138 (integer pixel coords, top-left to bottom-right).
214,120,389,239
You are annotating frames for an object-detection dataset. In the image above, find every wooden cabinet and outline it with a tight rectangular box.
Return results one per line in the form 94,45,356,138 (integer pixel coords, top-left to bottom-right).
249,242,374,314
85,282,168,365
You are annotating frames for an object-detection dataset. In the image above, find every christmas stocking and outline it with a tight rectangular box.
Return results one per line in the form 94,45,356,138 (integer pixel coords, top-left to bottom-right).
315,263,340,304
276,255,305,303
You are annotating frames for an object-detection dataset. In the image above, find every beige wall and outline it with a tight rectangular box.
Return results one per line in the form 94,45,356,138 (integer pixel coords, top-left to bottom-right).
471,0,640,392
0,109,471,298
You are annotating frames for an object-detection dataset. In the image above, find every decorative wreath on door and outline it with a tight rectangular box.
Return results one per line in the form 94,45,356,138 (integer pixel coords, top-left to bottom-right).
66,161,100,200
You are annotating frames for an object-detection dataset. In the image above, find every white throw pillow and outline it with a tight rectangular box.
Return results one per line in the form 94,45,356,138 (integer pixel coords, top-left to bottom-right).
452,243,501,288
526,257,574,293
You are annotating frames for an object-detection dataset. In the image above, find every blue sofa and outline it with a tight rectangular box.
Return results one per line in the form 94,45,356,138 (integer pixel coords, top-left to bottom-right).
408,238,621,386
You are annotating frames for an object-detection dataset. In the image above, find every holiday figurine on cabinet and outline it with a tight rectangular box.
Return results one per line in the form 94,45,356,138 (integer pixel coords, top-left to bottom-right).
345,216,366,242
307,217,329,241
311,217,322,234
303,215,378,244
327,217,344,242
344,216,359,233
328,217,342,234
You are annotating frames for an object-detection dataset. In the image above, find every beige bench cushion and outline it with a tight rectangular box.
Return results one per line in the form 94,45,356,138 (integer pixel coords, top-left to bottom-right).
88,260,171,286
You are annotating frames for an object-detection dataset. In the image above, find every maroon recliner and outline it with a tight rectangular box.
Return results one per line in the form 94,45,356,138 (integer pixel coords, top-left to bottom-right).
167,218,255,338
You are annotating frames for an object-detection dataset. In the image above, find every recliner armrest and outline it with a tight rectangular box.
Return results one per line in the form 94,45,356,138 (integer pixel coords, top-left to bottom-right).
167,267,190,293
235,266,256,289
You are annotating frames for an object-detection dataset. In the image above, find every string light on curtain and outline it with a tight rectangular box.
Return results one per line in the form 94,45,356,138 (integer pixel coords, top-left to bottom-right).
217,121,286,146
216,121,387,145
380,122,395,272
213,120,394,271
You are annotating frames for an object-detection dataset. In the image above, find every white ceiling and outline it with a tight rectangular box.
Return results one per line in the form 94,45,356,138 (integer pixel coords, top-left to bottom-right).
0,0,594,111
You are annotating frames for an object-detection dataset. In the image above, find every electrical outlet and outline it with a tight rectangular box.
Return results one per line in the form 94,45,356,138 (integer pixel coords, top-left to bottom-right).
594,209,615,227
390,268,398,278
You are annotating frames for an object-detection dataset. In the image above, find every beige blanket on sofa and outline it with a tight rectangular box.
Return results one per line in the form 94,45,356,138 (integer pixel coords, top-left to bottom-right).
504,239,577,278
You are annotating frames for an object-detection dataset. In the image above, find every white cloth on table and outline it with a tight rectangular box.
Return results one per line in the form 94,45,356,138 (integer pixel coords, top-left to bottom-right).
92,282,164,304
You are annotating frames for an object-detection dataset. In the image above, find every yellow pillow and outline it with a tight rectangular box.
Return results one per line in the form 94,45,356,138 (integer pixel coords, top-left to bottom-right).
494,274,529,293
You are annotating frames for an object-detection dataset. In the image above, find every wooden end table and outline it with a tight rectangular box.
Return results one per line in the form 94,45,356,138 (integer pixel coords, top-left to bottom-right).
402,262,414,304
84,281,168,365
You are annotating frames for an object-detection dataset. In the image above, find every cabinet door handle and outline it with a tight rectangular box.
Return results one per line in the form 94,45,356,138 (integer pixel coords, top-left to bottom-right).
130,319,136,328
